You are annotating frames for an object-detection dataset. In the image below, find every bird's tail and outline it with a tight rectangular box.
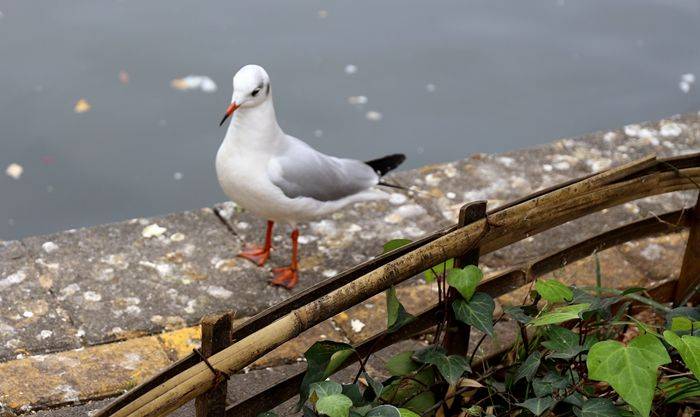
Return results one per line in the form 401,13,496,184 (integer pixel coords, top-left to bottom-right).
365,153,406,177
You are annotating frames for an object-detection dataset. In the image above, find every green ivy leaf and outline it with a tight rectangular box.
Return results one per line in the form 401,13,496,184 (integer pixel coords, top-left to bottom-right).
386,286,415,333
670,316,699,333
380,369,435,410
424,259,454,282
362,371,383,399
452,292,495,336
366,405,401,417
532,371,570,397
311,381,343,398
446,265,482,301
663,330,700,380
514,351,541,382
383,239,412,254
350,405,372,417
587,334,671,417
341,383,364,406
403,391,436,415
535,279,574,303
386,351,420,376
530,303,589,326
517,396,556,416
316,394,353,417
573,398,620,417
414,346,470,385
503,306,532,324
542,325,582,359
397,409,420,417
299,341,356,409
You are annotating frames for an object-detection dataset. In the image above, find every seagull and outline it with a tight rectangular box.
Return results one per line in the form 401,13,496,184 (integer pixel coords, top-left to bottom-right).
216,65,405,289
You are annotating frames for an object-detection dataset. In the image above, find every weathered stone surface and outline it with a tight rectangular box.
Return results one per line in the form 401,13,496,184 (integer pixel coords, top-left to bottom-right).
618,232,687,283
19,208,283,346
0,241,79,362
0,336,170,411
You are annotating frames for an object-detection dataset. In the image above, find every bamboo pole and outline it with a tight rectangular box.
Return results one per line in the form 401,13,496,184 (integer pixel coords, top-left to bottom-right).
104,166,700,417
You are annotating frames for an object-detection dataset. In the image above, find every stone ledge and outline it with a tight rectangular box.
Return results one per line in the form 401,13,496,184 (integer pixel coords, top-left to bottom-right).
0,111,699,412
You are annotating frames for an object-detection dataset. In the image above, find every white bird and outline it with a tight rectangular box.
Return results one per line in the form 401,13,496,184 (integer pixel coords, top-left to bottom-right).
216,65,405,289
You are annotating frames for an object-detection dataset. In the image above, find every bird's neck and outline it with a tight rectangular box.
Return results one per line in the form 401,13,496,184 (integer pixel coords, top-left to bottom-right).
223,98,283,152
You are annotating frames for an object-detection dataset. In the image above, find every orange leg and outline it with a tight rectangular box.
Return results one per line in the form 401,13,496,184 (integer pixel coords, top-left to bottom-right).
270,228,299,289
237,220,273,266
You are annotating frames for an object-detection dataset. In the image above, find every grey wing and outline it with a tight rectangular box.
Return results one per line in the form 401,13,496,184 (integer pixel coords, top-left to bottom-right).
268,136,379,202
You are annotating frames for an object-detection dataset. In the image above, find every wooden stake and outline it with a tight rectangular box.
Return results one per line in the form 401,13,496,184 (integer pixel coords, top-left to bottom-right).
444,201,487,356
195,312,234,417
675,193,700,306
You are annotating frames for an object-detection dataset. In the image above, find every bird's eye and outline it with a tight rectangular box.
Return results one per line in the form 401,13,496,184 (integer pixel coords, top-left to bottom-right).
252,88,261,97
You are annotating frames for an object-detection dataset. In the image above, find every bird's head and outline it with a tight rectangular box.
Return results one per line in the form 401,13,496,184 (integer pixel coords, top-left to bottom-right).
220,64,271,126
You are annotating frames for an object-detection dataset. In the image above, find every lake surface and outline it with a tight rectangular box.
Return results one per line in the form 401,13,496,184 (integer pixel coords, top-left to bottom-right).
1,0,699,240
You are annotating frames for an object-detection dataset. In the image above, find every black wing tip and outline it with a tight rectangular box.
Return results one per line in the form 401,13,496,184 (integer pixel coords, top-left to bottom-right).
365,153,407,177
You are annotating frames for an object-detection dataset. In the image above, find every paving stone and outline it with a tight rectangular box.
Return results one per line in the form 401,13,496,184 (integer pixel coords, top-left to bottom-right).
0,241,79,362
618,232,687,283
157,326,202,361
0,336,170,411
19,208,289,346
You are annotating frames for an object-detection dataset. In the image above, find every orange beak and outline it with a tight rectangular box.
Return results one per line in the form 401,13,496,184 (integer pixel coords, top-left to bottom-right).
219,102,239,126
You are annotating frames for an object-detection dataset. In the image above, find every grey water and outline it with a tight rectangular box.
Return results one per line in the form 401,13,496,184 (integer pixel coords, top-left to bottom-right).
1,0,700,240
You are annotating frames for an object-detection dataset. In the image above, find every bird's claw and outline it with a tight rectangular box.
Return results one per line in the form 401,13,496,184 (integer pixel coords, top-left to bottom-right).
270,267,298,289
237,245,270,266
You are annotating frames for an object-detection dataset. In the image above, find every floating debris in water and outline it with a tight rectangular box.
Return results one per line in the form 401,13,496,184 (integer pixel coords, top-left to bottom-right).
171,75,217,93
679,73,695,94
5,163,23,179
173,172,183,181
365,111,383,121
317,10,328,19
313,129,323,138
344,64,358,75
142,223,167,238
425,83,436,93
347,95,368,105
118,70,130,84
74,99,91,113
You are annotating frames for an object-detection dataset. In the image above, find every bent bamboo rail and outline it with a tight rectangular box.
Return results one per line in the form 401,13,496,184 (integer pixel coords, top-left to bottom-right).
98,153,700,417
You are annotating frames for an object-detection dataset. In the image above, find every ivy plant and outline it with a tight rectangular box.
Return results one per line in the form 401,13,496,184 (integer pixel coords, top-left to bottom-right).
258,241,699,417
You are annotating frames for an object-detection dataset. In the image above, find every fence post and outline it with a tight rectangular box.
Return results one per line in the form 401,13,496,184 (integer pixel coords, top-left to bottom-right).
195,312,234,417
675,194,700,306
443,201,487,355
